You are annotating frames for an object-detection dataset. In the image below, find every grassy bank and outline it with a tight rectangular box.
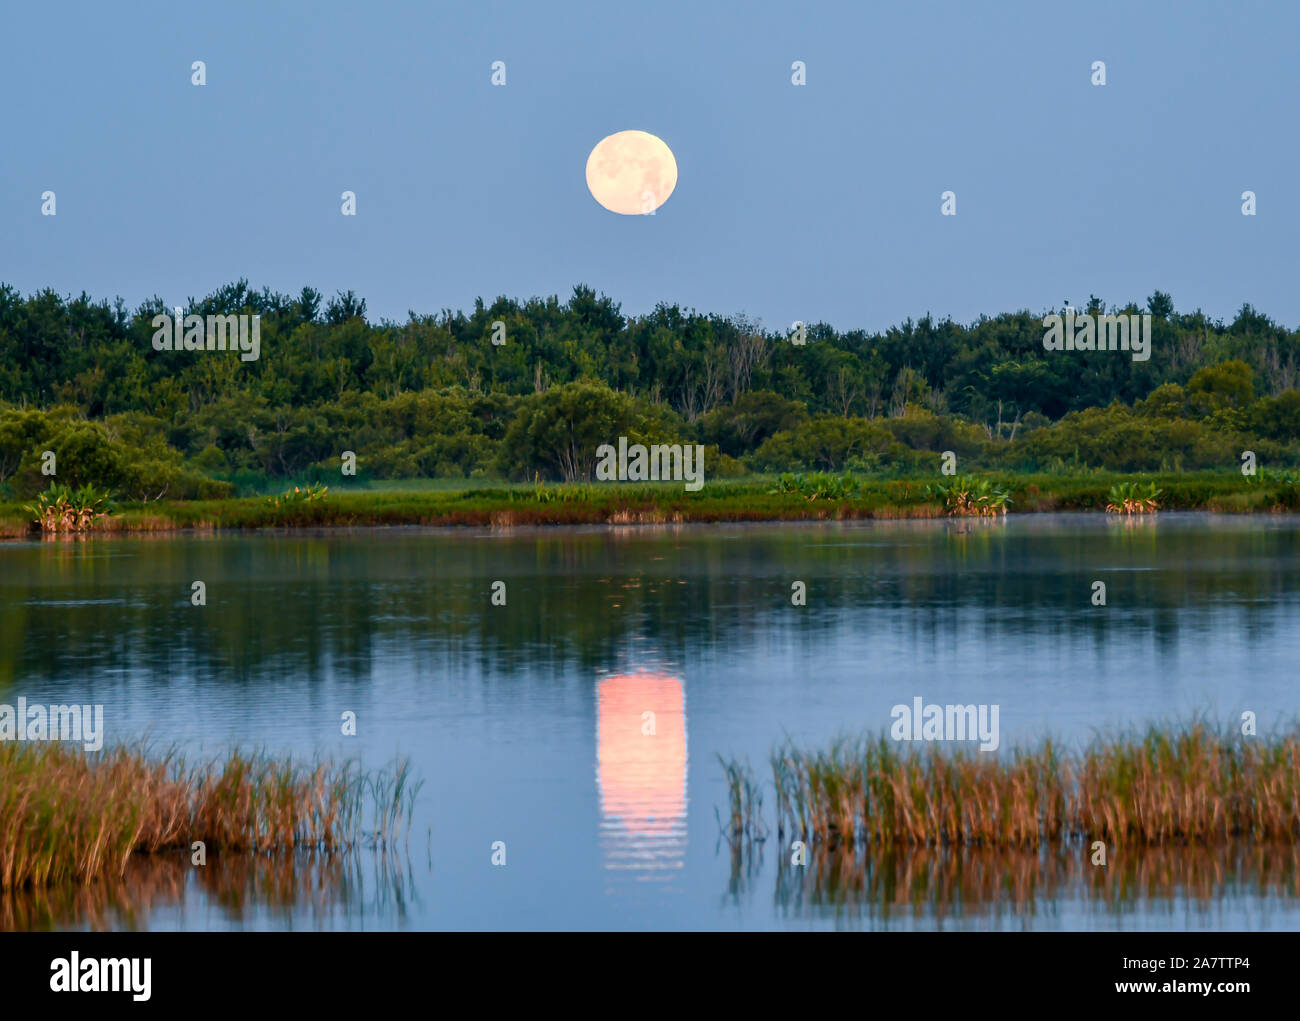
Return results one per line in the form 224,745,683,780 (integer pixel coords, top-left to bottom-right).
2,471,1299,538
0,743,419,890
720,721,1300,849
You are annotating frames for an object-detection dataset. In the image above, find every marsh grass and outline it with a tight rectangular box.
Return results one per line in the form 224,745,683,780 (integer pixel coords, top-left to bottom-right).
716,756,768,850
0,742,421,890
751,721,1300,849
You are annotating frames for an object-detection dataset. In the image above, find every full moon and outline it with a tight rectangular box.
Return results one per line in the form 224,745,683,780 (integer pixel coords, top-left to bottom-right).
585,130,678,215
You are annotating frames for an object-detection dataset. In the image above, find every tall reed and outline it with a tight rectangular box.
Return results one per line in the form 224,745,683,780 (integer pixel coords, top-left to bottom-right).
757,721,1300,848
0,742,420,890
716,755,768,850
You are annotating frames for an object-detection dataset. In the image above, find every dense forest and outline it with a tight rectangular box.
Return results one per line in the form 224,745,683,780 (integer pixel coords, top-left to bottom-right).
1,280,1297,499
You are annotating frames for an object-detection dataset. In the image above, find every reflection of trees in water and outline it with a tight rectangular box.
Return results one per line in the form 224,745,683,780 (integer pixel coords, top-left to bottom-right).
747,840,1300,922
8,521,1300,688
0,849,416,932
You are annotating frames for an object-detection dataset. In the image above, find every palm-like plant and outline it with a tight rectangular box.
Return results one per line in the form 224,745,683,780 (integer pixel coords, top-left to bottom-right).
768,472,859,501
25,483,114,533
1246,467,1300,486
928,475,1011,517
266,482,329,507
1106,481,1160,514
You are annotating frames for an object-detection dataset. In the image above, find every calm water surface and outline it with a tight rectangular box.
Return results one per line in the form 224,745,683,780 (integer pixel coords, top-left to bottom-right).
2,513,1299,930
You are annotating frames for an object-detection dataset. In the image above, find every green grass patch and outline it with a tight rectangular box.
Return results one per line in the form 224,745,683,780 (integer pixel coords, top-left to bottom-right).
1,471,1296,537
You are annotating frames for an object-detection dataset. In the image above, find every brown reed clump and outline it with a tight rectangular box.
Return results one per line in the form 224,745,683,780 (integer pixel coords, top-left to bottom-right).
0,742,419,891
757,721,1300,849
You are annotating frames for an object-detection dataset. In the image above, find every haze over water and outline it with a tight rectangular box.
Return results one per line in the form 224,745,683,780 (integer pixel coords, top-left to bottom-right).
3,514,1299,930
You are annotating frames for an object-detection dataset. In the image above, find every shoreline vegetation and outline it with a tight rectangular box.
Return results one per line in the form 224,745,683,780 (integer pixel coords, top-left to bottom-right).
4,284,1300,530
0,742,419,890
719,721,1300,850
3,471,1299,539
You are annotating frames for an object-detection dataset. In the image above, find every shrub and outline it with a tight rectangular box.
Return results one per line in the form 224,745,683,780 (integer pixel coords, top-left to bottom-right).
1105,480,1161,514
24,483,114,532
768,471,860,500
928,475,1011,516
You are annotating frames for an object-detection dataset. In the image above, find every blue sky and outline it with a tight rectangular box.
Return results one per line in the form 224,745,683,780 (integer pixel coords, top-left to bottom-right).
3,0,1297,331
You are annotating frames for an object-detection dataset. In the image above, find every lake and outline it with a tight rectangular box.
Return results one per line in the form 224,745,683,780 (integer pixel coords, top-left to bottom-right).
3,513,1299,930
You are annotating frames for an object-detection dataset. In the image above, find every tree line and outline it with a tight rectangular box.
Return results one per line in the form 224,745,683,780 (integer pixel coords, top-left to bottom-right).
1,281,1297,497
